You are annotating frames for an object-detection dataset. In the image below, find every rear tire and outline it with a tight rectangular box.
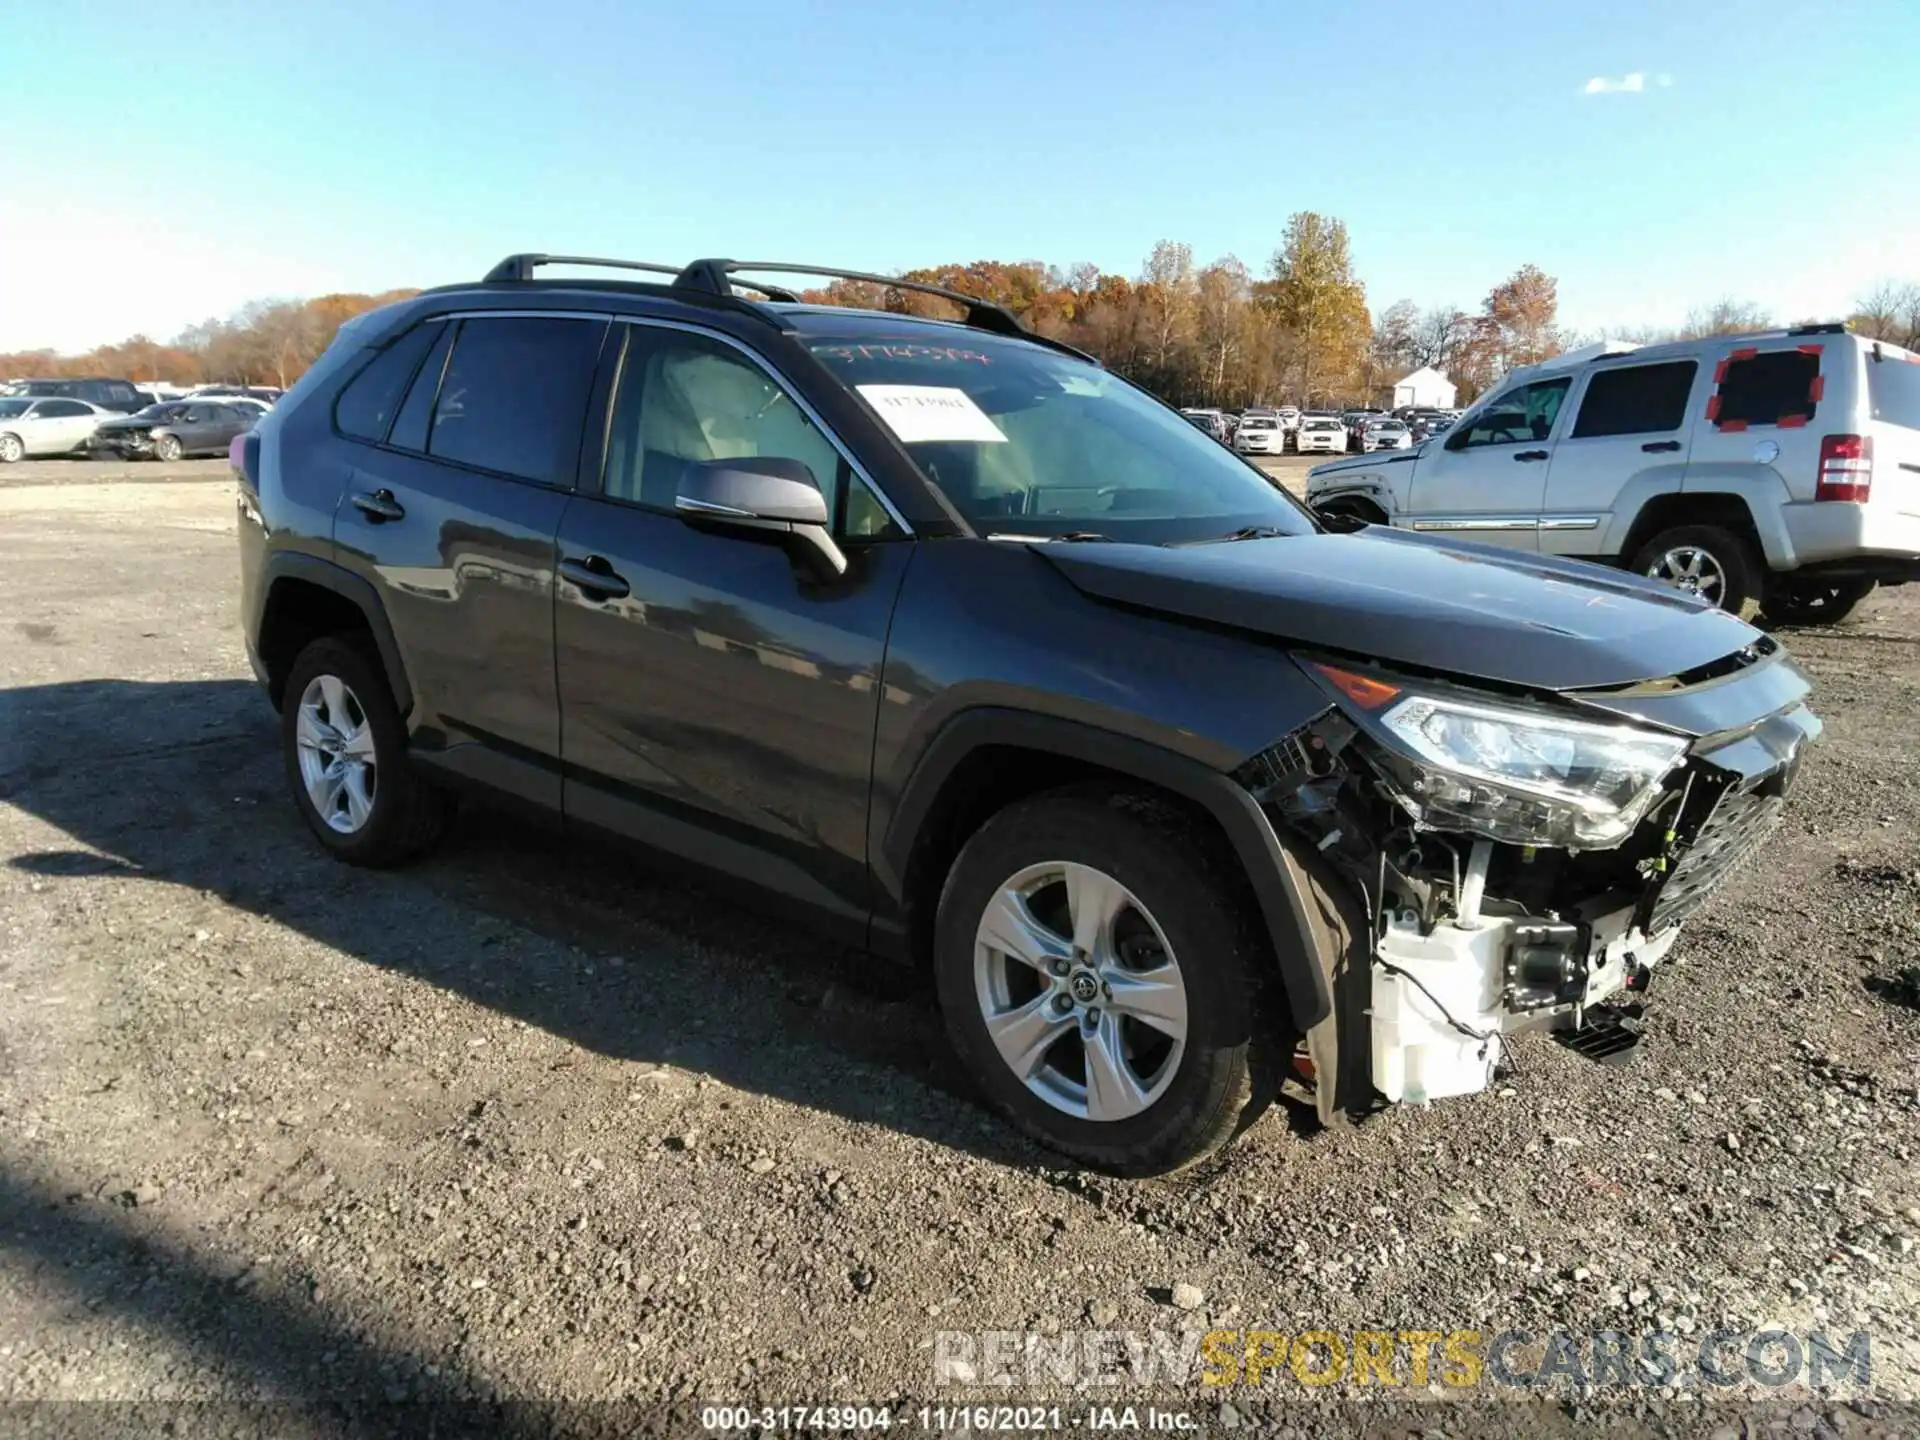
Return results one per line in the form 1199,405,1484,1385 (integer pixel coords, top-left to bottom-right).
280,636,446,866
1630,523,1763,621
1766,578,1875,627
933,790,1279,1176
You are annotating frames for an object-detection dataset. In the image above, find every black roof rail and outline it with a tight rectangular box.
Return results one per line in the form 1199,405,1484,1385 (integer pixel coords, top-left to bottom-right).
1788,321,1848,336
673,259,1096,361
480,253,799,302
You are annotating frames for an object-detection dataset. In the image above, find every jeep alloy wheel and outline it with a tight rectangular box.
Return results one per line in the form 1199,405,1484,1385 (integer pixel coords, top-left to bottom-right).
973,861,1188,1121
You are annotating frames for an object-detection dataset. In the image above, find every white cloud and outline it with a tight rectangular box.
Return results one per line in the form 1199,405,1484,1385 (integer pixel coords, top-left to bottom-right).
1583,72,1647,95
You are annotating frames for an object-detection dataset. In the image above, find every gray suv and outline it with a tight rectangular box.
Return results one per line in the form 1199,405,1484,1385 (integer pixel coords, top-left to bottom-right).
235,254,1821,1174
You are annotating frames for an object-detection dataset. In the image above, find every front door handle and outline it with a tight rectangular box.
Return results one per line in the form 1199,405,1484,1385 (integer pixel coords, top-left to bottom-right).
1641,439,1683,453
350,488,405,522
1513,449,1549,462
559,555,630,600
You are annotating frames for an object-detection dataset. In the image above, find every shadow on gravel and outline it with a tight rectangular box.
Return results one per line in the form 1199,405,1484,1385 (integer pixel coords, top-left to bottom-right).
0,678,1040,1171
0,1163,501,1430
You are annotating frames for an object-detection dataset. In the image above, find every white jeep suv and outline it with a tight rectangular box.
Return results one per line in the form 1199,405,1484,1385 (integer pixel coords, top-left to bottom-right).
1304,326,1920,623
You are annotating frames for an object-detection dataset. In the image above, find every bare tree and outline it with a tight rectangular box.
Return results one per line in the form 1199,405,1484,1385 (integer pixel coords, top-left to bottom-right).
1678,297,1772,340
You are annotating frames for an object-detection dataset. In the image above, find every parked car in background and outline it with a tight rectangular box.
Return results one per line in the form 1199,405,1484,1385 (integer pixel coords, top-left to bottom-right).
187,385,282,405
89,401,259,461
1180,408,1229,442
1305,324,1920,623
1295,416,1347,453
1274,406,1302,434
1359,418,1413,452
0,397,114,461
1410,414,1455,443
1233,414,1286,455
3,377,147,413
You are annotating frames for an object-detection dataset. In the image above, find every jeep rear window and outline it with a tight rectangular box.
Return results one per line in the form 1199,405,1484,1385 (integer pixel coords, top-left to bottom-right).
1868,349,1920,426
1571,359,1696,438
1713,348,1819,428
805,335,1315,543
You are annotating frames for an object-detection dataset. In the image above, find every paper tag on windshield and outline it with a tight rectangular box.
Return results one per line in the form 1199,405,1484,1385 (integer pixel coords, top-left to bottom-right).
856,385,1007,443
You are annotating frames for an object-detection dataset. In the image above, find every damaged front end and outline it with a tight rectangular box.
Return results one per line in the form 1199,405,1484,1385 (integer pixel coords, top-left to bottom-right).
1237,646,1821,1109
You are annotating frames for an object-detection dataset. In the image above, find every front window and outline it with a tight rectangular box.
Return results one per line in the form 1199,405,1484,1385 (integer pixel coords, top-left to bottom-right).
0,399,30,419
805,334,1315,542
1448,377,1572,451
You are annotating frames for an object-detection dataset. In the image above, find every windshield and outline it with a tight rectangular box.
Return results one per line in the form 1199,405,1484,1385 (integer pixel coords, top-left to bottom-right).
130,404,185,421
1241,418,1276,430
1303,419,1341,431
806,334,1315,542
0,399,31,419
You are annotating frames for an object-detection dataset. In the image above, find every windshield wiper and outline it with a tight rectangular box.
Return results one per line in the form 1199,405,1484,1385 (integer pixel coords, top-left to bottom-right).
987,531,1114,544
1189,525,1293,544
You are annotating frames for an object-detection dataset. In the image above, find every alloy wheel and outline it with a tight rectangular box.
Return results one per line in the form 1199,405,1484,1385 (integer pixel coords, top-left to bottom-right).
0,435,22,463
1646,545,1727,605
295,674,377,834
973,861,1188,1122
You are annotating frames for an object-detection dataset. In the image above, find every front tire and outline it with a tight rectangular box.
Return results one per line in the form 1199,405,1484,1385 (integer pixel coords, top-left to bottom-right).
155,434,183,462
934,791,1277,1176
0,434,23,463
1766,578,1875,627
280,636,446,866
1630,522,1763,621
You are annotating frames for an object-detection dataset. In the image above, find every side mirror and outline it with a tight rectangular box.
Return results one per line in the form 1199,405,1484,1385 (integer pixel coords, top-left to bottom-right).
675,456,847,576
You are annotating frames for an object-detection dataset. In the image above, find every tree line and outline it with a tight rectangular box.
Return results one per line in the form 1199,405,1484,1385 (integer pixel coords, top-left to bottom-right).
7,215,1919,409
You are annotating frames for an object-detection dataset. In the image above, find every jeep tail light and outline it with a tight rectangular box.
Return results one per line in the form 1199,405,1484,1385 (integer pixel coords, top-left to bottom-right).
1816,434,1872,502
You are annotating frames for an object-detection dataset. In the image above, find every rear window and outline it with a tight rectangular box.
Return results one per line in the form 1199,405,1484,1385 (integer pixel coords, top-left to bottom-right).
1868,349,1920,426
1571,359,1697,438
426,317,605,484
1712,348,1820,428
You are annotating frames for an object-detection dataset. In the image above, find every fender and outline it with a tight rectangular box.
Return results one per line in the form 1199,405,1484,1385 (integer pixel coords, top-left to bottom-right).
259,550,414,715
1595,469,1685,557
881,707,1334,1031
1680,465,1799,569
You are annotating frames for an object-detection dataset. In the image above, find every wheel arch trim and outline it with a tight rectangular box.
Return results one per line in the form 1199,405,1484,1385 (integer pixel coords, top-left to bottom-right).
881,707,1333,1030
258,551,414,716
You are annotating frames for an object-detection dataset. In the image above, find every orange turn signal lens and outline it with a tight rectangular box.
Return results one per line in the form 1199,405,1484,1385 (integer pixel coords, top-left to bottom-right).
1311,663,1401,711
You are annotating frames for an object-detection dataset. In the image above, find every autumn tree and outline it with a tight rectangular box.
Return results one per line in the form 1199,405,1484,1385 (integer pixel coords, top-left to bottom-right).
1193,258,1251,403
1481,264,1562,374
1266,213,1370,405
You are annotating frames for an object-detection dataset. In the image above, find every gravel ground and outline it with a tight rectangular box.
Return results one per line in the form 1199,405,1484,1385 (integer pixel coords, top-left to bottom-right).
0,476,1915,1436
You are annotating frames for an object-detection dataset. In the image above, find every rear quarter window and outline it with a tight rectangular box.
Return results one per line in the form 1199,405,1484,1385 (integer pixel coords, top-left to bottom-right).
1868,349,1920,427
334,323,442,442
1711,348,1820,429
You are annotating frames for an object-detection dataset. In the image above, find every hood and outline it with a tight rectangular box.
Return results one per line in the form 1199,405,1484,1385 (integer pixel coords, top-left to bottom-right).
96,415,169,431
1037,526,1765,691
1308,449,1419,480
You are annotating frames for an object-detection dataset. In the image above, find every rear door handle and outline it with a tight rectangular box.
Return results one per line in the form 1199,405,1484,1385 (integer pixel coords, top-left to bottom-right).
559,555,630,600
1641,439,1683,453
1513,450,1549,462
350,488,405,522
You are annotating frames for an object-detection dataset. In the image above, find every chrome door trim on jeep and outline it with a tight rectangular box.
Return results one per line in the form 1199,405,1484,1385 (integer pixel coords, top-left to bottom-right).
237,253,1825,1175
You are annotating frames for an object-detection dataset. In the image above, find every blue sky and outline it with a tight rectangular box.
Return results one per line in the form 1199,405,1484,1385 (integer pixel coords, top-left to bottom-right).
3,0,1915,353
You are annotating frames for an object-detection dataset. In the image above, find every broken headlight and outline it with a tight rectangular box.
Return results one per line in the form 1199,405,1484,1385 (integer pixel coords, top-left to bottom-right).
1311,665,1689,850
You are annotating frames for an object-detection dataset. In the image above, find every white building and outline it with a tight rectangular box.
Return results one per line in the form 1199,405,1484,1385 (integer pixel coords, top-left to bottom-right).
1391,366,1457,409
